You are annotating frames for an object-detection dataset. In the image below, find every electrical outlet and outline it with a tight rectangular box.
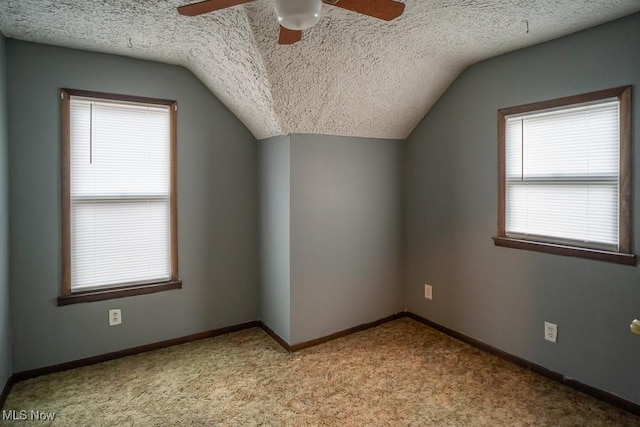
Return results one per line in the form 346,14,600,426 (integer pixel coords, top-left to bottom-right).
544,321,557,343
424,284,433,300
109,309,122,326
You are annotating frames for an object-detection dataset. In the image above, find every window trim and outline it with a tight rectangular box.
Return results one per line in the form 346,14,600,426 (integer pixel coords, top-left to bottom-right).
494,86,634,265
58,88,181,306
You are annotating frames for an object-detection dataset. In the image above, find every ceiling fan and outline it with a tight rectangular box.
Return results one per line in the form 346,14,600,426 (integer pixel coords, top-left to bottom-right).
177,0,405,45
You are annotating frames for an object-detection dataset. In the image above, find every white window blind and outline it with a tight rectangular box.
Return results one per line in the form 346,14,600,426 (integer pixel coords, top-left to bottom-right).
505,100,620,250
70,97,171,290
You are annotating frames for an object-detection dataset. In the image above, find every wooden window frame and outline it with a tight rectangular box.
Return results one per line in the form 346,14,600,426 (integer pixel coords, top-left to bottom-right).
58,88,181,306
493,86,635,266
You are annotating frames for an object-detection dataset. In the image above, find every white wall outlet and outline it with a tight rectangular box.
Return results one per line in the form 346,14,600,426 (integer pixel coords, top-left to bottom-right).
109,309,122,326
544,321,557,343
424,284,433,300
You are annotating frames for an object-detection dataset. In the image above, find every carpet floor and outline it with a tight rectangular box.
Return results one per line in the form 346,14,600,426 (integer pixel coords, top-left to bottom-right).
2,318,639,426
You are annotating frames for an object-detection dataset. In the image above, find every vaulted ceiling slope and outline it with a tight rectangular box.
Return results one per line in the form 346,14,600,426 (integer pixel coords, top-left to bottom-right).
1,1,638,139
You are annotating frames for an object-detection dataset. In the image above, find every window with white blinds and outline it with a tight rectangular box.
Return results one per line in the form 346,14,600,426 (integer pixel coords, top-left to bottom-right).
496,86,633,264
61,90,179,297
505,101,619,250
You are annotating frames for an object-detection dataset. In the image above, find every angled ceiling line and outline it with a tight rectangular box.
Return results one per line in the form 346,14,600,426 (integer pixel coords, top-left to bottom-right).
240,2,290,138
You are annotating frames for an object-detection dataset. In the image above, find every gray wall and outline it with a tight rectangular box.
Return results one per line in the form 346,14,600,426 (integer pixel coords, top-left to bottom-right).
405,13,640,404
7,40,259,372
0,34,11,388
290,134,403,344
258,135,291,342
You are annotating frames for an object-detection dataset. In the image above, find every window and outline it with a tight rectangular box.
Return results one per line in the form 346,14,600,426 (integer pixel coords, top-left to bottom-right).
493,86,634,265
58,89,181,305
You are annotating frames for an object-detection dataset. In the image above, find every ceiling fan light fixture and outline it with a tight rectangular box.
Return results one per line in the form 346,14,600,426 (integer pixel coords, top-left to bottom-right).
275,0,322,31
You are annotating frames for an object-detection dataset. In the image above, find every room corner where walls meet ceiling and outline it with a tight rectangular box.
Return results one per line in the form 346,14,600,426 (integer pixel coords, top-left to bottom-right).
0,0,639,140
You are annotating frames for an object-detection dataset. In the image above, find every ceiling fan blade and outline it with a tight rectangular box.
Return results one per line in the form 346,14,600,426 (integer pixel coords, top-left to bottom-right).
177,0,254,16
278,26,303,45
323,0,405,21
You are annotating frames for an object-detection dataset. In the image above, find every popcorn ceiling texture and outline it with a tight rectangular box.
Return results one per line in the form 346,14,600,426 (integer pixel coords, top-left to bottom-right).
1,0,639,139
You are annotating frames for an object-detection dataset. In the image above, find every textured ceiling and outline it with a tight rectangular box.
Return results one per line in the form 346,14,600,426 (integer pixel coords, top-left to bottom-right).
1,1,639,139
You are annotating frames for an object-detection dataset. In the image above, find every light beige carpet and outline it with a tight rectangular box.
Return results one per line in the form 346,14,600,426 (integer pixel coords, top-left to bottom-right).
3,318,639,426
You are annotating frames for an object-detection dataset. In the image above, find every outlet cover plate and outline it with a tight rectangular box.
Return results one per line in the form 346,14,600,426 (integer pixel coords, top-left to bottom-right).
544,321,557,343
109,309,122,326
424,284,433,300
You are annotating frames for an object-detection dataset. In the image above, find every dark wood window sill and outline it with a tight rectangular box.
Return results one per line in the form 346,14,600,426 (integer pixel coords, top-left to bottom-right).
57,280,182,306
493,237,636,266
